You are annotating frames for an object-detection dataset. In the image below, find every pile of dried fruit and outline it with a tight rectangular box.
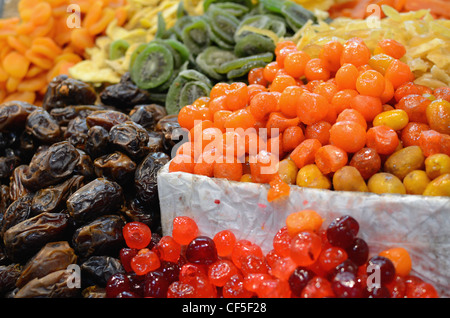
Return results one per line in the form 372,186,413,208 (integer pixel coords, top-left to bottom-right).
171,36,450,199
105,212,439,298
0,0,129,105
0,74,180,298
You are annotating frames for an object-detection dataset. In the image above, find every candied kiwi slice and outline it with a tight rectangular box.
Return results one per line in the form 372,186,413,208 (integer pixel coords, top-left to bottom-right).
210,2,249,17
234,33,276,57
280,1,316,31
166,70,212,115
214,52,273,74
203,0,254,11
179,81,211,108
227,59,270,79
130,43,149,70
130,43,174,90
109,39,130,60
181,18,211,56
206,6,240,45
196,46,237,80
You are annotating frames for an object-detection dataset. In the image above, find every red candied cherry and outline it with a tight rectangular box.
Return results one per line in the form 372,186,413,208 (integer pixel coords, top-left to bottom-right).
143,271,169,298
239,254,269,276
364,285,391,298
167,281,196,298
255,278,291,298
106,273,131,298
385,275,406,298
223,274,254,298
116,291,138,298
290,231,322,267
404,275,439,298
318,246,348,273
185,236,218,265
270,256,297,281
327,259,359,281
213,230,236,257
172,216,199,245
367,256,396,285
345,237,369,266
273,226,291,257
231,240,264,269
130,248,161,275
208,259,239,287
288,267,315,297
301,276,335,298
123,221,152,249
326,215,359,249
159,261,181,285
119,248,138,272
332,271,364,298
157,236,181,263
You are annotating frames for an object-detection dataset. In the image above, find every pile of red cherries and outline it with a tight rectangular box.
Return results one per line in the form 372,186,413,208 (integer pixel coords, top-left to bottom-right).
105,213,439,298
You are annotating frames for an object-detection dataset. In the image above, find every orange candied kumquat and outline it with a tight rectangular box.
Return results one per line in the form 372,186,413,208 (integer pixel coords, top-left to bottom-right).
279,85,307,118
290,138,322,169
340,38,371,67
318,40,344,73
304,58,330,82
366,125,400,155
335,63,359,90
374,39,406,60
297,91,330,126
178,104,213,130
350,94,383,122
329,120,367,153
248,91,279,121
284,50,311,78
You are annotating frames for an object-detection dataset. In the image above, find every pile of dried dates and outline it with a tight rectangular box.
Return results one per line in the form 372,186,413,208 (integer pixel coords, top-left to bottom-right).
0,74,181,298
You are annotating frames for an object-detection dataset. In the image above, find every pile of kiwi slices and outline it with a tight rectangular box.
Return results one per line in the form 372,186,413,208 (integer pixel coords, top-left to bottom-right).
128,0,323,115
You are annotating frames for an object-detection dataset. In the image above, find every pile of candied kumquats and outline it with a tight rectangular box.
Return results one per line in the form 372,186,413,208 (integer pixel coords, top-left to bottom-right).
106,210,439,298
170,37,450,200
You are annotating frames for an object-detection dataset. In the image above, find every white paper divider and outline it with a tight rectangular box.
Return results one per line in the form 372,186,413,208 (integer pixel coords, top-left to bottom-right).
157,162,450,297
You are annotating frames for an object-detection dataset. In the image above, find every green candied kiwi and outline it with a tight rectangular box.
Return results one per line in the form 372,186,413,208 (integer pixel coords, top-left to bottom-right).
130,43,174,90
196,46,237,80
109,39,130,60
181,18,212,56
280,1,317,31
166,70,213,115
206,5,241,45
234,33,276,57
214,52,274,74
203,0,255,12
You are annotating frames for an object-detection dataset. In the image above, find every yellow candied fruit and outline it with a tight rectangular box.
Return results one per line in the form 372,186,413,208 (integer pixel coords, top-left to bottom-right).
368,172,406,195
278,158,298,185
424,154,450,180
332,166,369,192
372,109,409,131
423,173,450,196
296,164,331,190
426,99,450,135
368,53,394,75
383,146,425,180
403,170,431,195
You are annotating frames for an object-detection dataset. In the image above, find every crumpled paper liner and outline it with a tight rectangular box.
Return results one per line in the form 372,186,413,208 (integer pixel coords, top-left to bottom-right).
157,163,450,297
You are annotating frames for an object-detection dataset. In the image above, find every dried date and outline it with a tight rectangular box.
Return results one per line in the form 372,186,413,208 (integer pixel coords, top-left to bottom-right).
72,215,125,259
93,152,136,185
109,121,150,159
0,101,37,131
66,178,123,225
25,109,61,144
3,212,69,263
16,241,77,288
21,141,80,191
80,255,123,287
42,75,97,111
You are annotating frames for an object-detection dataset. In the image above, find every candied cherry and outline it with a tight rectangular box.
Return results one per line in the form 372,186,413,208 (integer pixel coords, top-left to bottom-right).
332,271,364,298
288,266,315,297
345,237,369,266
290,231,322,267
123,221,152,249
185,236,218,265
131,248,161,276
223,274,254,298
318,247,348,273
143,271,169,298
156,236,181,263
367,256,396,285
301,276,335,298
106,273,131,298
213,229,236,257
208,259,239,287
231,240,264,269
172,216,199,246
119,248,138,272
326,215,360,249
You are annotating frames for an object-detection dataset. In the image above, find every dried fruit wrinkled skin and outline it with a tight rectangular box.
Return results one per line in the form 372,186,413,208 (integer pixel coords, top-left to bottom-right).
3,212,69,263
25,109,61,144
14,269,80,298
42,75,97,111
66,178,124,225
72,215,125,260
21,141,81,191
0,101,37,131
16,241,77,288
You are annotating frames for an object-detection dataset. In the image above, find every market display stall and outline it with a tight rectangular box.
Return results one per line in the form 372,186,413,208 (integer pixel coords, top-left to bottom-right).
0,0,448,299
